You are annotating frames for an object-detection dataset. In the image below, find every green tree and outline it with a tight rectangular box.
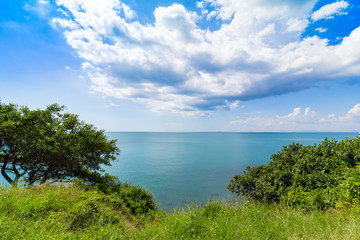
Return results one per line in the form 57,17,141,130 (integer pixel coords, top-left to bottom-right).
0,101,120,186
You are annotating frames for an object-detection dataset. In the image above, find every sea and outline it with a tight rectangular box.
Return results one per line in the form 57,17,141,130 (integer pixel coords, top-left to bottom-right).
104,132,359,210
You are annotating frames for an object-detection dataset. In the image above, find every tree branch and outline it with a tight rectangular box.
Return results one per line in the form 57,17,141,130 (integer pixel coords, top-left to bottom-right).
1,157,13,184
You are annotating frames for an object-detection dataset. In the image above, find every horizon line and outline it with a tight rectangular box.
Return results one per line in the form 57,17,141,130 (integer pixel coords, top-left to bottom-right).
104,131,360,134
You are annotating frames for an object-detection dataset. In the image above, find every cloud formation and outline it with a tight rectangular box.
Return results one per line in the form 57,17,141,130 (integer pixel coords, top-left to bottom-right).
52,0,360,115
315,27,327,33
24,0,52,18
229,104,360,131
311,0,349,22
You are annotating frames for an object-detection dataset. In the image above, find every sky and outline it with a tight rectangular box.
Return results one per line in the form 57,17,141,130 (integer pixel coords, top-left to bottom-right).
1,0,360,132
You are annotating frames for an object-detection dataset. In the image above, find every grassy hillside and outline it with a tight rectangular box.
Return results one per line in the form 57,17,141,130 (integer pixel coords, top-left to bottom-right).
1,184,360,239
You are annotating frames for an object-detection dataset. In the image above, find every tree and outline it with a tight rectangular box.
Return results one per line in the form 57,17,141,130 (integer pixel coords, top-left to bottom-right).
0,101,120,186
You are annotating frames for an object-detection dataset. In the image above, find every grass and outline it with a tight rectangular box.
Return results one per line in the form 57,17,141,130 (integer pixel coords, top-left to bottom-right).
1,184,360,239
134,200,360,239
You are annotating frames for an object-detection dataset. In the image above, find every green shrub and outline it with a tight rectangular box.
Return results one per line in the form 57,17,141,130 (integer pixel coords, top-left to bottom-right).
76,178,157,217
228,136,360,210
112,183,157,215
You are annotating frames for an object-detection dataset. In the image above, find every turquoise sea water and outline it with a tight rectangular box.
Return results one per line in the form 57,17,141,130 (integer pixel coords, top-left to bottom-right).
105,132,359,210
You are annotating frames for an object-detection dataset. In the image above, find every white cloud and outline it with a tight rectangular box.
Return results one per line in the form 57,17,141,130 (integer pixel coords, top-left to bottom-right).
51,18,78,29
311,1,349,22
229,104,360,131
228,107,317,130
65,66,72,70
206,10,218,20
348,104,360,116
53,0,360,115
24,0,52,18
197,1,205,8
338,104,360,121
315,27,328,33
121,3,135,19
287,18,310,32
109,100,118,107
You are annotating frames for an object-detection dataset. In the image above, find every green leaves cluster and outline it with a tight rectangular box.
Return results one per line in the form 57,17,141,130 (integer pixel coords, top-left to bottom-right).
228,136,360,210
0,101,120,186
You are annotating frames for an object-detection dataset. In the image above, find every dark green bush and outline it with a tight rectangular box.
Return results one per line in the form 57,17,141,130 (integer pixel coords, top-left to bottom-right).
109,183,157,215
228,136,360,210
75,178,157,217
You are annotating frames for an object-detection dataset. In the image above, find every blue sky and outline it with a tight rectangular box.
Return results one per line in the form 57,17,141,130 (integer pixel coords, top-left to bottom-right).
1,0,360,132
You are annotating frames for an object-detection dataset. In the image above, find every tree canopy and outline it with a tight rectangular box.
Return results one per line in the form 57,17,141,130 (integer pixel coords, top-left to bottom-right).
228,136,360,210
0,101,120,186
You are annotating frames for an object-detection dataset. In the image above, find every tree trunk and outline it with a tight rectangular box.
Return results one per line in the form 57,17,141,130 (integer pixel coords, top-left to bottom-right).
13,160,20,183
1,158,13,185
40,170,48,184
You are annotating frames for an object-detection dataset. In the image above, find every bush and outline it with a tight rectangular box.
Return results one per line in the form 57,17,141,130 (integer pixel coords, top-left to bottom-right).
75,179,158,217
228,136,360,210
108,183,157,216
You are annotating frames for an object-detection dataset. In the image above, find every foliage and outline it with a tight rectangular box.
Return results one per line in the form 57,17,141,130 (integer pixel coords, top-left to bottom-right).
228,136,360,210
337,164,360,210
77,179,158,216
0,101,120,186
0,183,158,239
3,185,360,239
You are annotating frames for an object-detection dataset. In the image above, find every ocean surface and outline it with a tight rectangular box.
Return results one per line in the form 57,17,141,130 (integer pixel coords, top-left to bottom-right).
105,132,359,210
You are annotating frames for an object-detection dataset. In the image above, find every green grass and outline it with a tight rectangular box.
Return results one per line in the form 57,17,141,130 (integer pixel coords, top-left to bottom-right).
1,184,360,239
136,201,360,239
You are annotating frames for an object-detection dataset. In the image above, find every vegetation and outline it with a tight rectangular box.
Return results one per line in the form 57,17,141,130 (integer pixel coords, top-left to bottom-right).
2,100,360,238
228,136,360,211
2,184,360,239
0,101,120,185
0,183,158,239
